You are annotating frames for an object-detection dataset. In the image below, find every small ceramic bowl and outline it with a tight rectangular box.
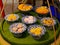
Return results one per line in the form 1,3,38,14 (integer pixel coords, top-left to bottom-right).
41,17,56,29
18,4,33,12
9,23,27,37
35,6,49,17
4,14,19,23
22,16,37,24
28,25,46,40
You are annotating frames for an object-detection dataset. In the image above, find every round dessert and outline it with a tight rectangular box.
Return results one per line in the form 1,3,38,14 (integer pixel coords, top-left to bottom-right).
41,17,56,27
22,16,37,24
35,6,49,14
5,14,19,22
9,23,27,37
9,23,27,33
28,25,46,39
18,4,33,11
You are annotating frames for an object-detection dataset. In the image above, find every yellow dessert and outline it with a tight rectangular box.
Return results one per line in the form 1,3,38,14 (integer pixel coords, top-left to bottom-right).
42,18,55,26
30,27,42,36
7,14,17,21
36,6,49,14
18,4,32,11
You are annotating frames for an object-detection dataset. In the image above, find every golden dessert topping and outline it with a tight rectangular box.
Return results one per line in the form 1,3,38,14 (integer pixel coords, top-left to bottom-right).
18,4,32,11
36,6,49,14
7,14,17,21
30,27,42,36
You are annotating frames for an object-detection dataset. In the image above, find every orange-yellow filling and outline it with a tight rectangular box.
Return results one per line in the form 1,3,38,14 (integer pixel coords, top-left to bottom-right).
18,4,32,11
7,14,17,21
30,27,42,36
36,6,49,14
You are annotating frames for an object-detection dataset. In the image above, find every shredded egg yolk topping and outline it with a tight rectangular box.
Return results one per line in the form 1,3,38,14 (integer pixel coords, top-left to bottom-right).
18,4,32,11
7,14,17,21
30,27,42,36
43,18,54,26
36,6,49,14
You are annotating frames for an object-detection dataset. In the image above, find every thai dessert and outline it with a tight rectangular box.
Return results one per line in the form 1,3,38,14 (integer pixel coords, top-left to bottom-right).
28,25,46,39
18,4,33,11
5,14,19,22
35,6,49,14
22,16,37,24
9,23,27,33
41,17,56,26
